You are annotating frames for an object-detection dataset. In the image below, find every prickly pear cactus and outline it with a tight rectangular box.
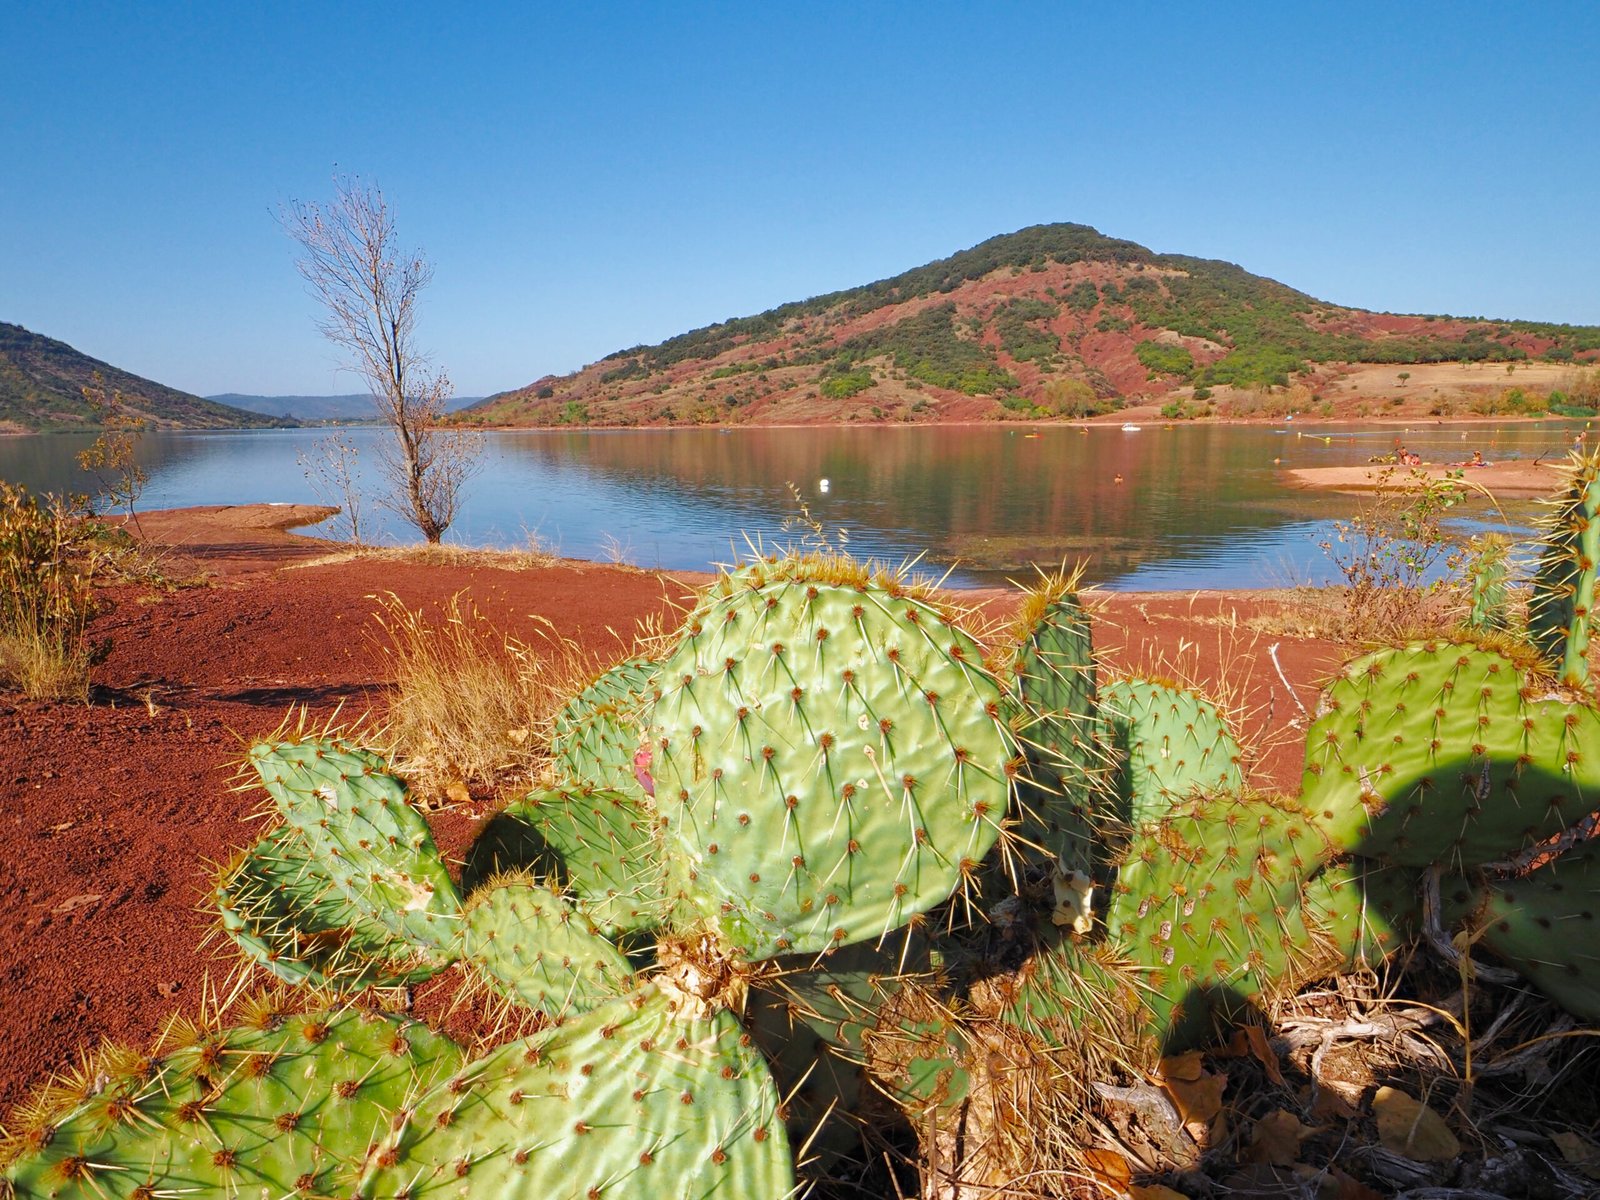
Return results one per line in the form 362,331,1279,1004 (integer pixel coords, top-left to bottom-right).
464,787,670,938
460,876,637,1018
1101,677,1246,828
1528,448,1600,687
1301,641,1600,866
356,987,793,1199
1010,587,1107,874
215,825,445,989
1464,533,1513,633
0,1005,462,1199
1474,835,1600,1022
549,656,656,795
1100,790,1336,1049
648,561,1013,957
247,738,461,954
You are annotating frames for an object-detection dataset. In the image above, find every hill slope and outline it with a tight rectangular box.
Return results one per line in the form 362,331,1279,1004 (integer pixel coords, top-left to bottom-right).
0,323,287,432
211,393,486,421
466,224,1600,427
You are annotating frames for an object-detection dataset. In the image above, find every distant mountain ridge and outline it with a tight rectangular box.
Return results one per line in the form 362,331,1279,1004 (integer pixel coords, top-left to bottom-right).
465,223,1600,427
212,393,486,422
0,322,286,432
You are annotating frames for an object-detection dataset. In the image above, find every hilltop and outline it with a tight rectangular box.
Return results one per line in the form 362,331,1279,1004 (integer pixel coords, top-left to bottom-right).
466,224,1600,427
0,323,287,433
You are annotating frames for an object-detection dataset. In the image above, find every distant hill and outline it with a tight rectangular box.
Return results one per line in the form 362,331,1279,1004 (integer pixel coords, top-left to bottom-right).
465,223,1600,427
212,393,487,422
0,322,288,432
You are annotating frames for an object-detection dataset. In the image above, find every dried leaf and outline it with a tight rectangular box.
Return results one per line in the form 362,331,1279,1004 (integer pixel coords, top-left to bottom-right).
1224,1024,1286,1086
1244,1109,1313,1166
444,780,471,806
1158,1050,1206,1083
1081,1147,1130,1192
1129,1186,1188,1200
1372,1086,1460,1161
1551,1130,1600,1180
507,726,530,745
1162,1072,1226,1125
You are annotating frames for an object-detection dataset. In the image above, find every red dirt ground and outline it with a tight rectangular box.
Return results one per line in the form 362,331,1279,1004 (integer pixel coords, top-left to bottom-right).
0,508,1344,1119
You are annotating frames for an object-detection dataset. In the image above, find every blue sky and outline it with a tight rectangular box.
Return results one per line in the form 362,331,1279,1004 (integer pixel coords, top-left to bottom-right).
4,2,1597,397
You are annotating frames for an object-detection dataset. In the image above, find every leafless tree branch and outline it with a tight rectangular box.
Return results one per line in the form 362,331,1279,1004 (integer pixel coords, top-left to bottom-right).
281,176,479,543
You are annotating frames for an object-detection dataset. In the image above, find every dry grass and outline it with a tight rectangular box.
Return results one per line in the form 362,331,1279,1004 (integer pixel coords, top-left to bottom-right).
0,483,102,701
371,590,599,795
289,538,564,573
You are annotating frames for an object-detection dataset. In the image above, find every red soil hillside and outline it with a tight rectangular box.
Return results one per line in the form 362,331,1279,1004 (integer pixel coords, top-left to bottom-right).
461,224,1600,428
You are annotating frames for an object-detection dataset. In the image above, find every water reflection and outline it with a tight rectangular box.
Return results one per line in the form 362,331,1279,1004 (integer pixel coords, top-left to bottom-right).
0,421,1581,589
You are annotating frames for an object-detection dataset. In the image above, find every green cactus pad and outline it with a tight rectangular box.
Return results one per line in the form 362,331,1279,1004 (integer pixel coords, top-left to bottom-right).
1301,856,1420,972
1101,790,1335,1050
356,987,794,1200
1301,641,1600,867
746,936,929,1166
1000,931,1150,1059
247,738,461,953
1010,590,1108,874
1465,533,1513,633
1101,677,1246,830
216,824,447,988
468,788,670,938
1477,835,1600,1022
549,656,656,795
1528,448,1600,687
460,877,637,1018
1,1007,461,1200
649,568,1013,957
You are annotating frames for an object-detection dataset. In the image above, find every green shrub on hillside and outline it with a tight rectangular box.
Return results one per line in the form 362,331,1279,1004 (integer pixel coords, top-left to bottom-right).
1065,280,1100,312
820,368,875,399
1134,341,1195,379
996,299,1062,363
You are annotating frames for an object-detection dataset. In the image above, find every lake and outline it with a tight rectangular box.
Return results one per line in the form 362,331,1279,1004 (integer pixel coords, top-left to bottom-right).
1,422,1584,589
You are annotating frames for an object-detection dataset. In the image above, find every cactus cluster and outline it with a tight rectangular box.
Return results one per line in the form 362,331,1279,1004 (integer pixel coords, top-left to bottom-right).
9,451,1600,1197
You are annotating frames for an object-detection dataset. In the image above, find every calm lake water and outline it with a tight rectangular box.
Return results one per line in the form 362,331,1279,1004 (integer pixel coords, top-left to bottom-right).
2,422,1585,589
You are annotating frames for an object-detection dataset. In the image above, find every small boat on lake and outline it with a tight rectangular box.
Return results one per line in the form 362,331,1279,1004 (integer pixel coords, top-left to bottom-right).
1121,423,1142,432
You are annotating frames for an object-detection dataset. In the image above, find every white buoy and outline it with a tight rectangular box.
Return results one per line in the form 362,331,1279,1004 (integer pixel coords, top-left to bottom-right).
819,479,830,493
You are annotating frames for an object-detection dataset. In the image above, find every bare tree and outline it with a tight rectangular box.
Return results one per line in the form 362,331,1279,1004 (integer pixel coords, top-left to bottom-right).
282,177,479,543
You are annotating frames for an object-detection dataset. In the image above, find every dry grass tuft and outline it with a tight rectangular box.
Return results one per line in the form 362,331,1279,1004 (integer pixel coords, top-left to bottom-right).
290,538,564,573
371,590,598,794
0,483,103,701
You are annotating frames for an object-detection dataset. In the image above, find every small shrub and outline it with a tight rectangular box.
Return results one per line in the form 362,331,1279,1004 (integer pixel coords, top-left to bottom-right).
0,483,103,700
1316,470,1471,642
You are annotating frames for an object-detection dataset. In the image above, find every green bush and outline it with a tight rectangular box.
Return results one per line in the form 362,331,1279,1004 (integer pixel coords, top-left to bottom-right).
820,369,875,399
1134,341,1195,379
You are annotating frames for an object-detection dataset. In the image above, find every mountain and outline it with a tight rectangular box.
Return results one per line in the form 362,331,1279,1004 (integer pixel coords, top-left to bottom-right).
465,224,1600,427
211,393,487,422
0,323,288,433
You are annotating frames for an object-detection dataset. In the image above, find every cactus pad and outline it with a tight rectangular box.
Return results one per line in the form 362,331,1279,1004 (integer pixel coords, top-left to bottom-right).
1010,589,1107,873
247,738,461,953
1301,641,1600,866
216,824,446,988
1101,677,1246,829
469,788,670,938
549,657,656,795
649,568,1012,957
1528,448,1600,687
460,877,637,1018
1,1006,461,1199
1476,835,1600,1021
356,987,793,1199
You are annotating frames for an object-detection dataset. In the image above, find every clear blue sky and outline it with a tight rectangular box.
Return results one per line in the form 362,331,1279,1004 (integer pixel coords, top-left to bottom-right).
4,1,1597,398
